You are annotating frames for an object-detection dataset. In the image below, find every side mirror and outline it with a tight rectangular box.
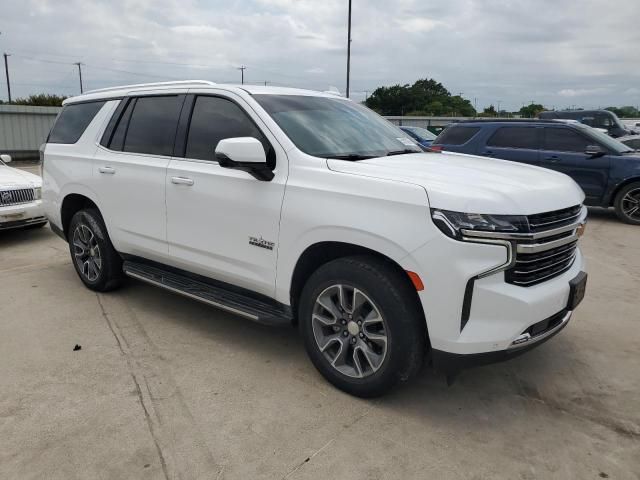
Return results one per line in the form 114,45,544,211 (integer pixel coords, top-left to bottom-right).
215,137,274,181
585,145,605,158
0,154,12,163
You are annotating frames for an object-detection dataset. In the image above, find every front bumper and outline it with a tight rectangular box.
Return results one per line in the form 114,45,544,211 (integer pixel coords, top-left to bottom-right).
431,309,572,374
0,201,46,230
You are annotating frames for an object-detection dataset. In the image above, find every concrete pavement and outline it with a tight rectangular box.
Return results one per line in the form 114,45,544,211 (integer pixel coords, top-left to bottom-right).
0,209,638,480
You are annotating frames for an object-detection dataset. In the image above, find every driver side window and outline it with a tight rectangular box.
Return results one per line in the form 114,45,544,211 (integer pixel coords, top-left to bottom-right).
185,96,272,165
543,128,591,153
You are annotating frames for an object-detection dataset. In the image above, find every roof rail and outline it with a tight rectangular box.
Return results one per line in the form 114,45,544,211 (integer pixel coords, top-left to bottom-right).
83,80,216,95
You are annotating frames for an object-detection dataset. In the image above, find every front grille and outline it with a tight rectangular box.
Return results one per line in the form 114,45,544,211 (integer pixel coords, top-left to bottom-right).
527,205,582,233
506,240,578,286
505,205,582,287
0,188,35,207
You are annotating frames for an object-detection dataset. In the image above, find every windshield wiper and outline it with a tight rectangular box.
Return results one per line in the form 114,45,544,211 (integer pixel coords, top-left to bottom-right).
386,149,420,156
326,154,378,161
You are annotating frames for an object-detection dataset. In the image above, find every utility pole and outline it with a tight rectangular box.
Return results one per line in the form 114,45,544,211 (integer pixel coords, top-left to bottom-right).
74,62,83,94
474,97,478,116
346,0,352,98
264,80,269,86
237,65,246,85
3,53,11,103
497,100,502,117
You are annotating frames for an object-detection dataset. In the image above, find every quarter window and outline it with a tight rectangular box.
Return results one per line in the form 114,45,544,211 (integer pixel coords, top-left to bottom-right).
122,96,184,156
487,127,539,149
185,96,268,162
48,101,106,144
544,128,591,153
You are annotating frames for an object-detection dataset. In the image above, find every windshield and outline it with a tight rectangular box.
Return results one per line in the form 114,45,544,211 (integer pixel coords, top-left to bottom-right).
577,124,634,154
254,94,422,158
403,126,437,141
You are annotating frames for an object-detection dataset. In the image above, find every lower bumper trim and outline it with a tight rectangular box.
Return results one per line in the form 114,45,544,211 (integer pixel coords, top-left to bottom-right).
0,216,47,231
432,309,572,375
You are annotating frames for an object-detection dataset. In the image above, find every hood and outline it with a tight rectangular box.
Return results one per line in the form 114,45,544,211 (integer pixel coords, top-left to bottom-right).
0,165,42,188
327,152,585,215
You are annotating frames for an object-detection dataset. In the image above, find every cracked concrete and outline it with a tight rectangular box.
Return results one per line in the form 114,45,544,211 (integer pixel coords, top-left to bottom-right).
0,205,638,479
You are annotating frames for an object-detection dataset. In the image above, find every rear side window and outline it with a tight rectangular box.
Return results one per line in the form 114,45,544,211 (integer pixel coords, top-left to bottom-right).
122,96,184,156
48,101,106,144
487,127,539,149
185,96,269,162
543,128,591,152
434,126,480,145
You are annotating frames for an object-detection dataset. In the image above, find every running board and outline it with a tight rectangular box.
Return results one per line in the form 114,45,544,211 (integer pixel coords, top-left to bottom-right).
122,261,292,327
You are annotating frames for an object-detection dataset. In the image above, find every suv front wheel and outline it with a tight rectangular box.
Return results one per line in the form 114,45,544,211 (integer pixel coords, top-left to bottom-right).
614,181,640,225
299,256,426,397
68,209,123,291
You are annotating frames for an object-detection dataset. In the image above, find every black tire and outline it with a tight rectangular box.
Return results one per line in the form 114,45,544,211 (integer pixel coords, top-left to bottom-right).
68,209,123,292
614,182,640,225
299,256,426,397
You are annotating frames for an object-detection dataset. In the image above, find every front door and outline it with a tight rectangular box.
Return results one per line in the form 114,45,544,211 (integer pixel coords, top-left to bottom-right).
166,93,288,297
540,127,610,204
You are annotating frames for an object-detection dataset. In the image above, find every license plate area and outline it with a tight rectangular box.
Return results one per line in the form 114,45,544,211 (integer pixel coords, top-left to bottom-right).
567,271,587,310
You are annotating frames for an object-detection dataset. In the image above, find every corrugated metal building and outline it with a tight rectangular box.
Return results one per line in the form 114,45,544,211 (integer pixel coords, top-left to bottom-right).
0,105,61,160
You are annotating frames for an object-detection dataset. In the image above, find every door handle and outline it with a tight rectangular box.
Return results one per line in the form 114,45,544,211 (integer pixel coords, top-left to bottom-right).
482,150,494,157
171,176,194,186
545,156,561,163
99,166,116,174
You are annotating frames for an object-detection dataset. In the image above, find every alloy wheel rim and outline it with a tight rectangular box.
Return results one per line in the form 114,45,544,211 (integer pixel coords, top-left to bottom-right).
312,284,388,379
621,188,640,221
72,224,102,282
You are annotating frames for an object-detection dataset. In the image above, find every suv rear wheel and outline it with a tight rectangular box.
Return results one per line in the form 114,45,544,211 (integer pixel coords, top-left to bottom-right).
68,209,123,291
614,181,640,225
299,256,426,397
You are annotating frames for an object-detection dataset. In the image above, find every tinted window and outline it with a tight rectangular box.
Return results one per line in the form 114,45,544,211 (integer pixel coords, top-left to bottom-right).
108,99,135,151
186,96,268,161
123,96,184,156
544,128,590,152
434,126,480,146
487,127,539,149
48,101,106,144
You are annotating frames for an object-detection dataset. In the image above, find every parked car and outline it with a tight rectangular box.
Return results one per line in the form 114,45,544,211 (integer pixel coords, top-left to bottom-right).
432,119,640,224
0,154,47,231
43,81,587,397
399,126,437,149
538,109,636,137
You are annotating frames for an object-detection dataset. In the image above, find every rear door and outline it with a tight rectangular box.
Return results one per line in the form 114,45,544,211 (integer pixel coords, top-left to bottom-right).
540,126,610,203
480,126,541,165
165,91,288,297
93,93,185,259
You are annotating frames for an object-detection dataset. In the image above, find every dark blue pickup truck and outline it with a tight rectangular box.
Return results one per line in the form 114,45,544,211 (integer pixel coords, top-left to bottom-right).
432,120,640,224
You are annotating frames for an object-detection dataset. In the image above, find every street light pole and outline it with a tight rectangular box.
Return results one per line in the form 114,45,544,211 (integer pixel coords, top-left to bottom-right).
346,0,352,98
237,65,246,85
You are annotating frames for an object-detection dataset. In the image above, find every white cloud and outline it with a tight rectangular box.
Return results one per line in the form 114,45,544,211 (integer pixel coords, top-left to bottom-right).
558,88,610,97
396,17,443,34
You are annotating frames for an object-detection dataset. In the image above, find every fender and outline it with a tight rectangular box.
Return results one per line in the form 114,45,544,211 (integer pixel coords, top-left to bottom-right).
274,226,420,305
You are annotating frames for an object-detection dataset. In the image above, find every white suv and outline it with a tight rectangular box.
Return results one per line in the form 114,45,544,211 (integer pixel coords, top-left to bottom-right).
42,81,588,397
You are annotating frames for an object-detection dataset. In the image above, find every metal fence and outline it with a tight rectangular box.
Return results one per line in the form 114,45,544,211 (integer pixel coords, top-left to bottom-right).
0,105,61,160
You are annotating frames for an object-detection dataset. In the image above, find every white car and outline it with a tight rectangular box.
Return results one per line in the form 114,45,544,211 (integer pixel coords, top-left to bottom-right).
42,81,588,397
0,154,46,231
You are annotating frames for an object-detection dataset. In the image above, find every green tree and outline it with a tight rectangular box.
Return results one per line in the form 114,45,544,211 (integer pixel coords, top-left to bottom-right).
606,106,639,118
478,105,497,117
13,94,67,107
520,103,545,118
365,78,476,116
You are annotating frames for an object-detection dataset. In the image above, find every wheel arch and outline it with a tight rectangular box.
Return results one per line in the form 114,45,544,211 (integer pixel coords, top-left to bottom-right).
288,241,425,327
60,193,100,238
608,177,640,206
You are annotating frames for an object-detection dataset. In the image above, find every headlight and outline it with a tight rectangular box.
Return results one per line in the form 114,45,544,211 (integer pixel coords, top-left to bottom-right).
33,187,42,200
431,209,528,240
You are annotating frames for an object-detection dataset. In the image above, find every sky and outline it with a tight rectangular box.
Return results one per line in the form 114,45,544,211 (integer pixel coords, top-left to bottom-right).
1,0,639,111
